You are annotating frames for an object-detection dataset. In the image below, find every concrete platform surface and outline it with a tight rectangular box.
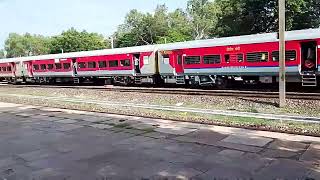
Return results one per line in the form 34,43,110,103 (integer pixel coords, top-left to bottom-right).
0,102,319,180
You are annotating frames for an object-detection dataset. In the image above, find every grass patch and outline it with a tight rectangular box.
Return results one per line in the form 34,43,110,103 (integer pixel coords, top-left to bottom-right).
153,110,320,135
141,127,156,133
249,107,259,113
114,123,130,128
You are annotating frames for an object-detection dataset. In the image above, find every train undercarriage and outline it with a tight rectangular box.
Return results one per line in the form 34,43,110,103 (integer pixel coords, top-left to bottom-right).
4,73,319,90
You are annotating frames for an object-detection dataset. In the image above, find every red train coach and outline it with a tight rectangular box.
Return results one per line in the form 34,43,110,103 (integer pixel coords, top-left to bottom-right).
157,28,320,87
0,63,14,80
0,28,319,88
1,45,158,84
31,58,73,83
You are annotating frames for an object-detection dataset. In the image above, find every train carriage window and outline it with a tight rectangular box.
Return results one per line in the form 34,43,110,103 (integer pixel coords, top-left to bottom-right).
185,56,201,64
0,68,2,72
177,55,182,65
48,64,54,70
98,61,107,68
237,54,244,62
143,56,149,65
78,62,86,69
272,51,278,61
40,64,46,70
33,65,39,70
109,60,118,67
162,55,170,64
272,50,297,61
120,59,130,67
88,61,96,68
7,66,11,71
55,63,62,69
225,54,230,63
204,55,221,64
246,52,269,62
286,51,296,61
63,63,71,69
2,67,6,71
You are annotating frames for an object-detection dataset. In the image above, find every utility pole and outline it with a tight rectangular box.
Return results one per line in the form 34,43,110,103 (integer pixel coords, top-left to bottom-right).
279,0,286,107
3,50,7,58
111,36,114,49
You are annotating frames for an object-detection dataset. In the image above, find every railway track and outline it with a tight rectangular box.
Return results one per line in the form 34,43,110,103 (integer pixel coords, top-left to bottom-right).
1,83,320,100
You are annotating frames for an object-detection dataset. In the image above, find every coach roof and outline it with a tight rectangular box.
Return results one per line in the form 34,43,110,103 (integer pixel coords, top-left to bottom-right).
0,44,157,63
157,28,320,51
1,28,320,63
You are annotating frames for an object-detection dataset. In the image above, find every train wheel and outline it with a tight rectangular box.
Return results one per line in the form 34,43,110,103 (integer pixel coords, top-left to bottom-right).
22,77,27,84
9,78,15,84
11,78,18,85
215,77,228,89
48,78,55,85
104,79,113,85
153,74,164,87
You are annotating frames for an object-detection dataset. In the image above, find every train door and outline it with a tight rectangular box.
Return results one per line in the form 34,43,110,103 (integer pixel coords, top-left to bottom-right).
175,53,184,75
133,54,141,74
72,58,78,76
301,41,317,72
24,61,32,77
14,61,27,77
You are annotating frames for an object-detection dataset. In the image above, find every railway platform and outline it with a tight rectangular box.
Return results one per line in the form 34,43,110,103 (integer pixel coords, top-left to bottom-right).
0,102,319,179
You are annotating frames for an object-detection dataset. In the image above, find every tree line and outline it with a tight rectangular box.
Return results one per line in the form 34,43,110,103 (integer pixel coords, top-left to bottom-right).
0,28,109,58
1,0,319,59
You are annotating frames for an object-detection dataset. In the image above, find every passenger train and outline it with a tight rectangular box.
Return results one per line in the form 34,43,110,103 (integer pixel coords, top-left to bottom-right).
0,28,319,88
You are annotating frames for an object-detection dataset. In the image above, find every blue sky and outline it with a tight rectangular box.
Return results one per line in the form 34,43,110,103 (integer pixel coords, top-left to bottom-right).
0,0,188,48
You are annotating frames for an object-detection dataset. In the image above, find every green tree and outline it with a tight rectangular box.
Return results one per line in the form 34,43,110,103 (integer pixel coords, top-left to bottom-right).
157,9,193,43
4,33,51,58
214,0,248,37
291,0,320,30
214,0,320,37
153,5,170,43
114,31,138,48
115,4,194,47
114,9,149,47
0,49,5,59
50,28,108,54
115,6,170,47
187,0,218,39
